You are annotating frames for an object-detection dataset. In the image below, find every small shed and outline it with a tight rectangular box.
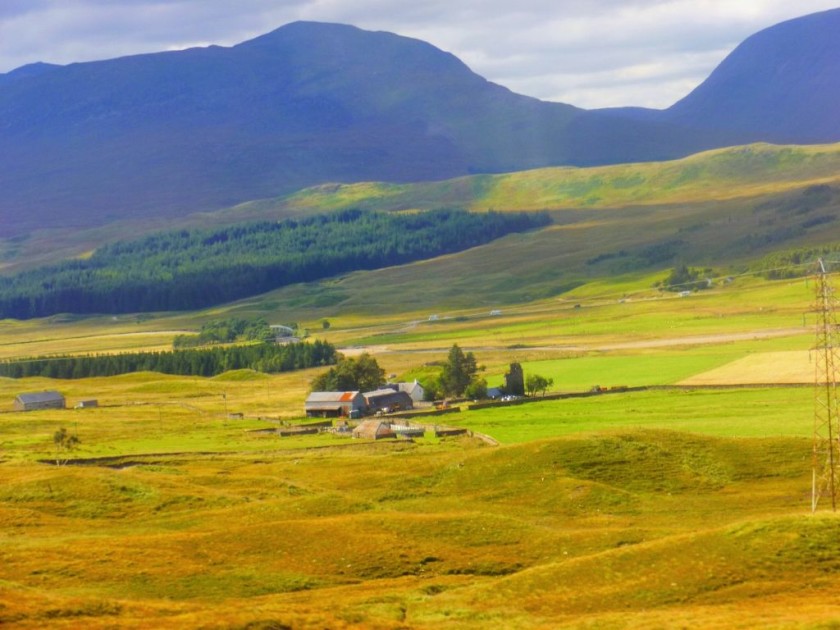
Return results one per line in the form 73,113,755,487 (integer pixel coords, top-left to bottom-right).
352,420,394,440
364,389,414,413
14,391,66,412
75,399,99,409
486,387,504,400
305,391,365,418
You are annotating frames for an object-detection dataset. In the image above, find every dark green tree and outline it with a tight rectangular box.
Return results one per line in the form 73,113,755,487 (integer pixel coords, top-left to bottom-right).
0,340,337,379
663,265,711,292
505,362,525,397
525,374,554,397
465,377,488,400
310,353,384,392
439,344,479,397
53,427,80,466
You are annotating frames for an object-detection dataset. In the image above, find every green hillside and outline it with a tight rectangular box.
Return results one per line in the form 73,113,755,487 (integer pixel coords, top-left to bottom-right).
270,142,840,213
2,142,840,320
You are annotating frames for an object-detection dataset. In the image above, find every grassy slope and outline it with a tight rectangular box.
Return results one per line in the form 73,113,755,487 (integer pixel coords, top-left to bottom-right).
3,142,840,280
275,142,840,213
0,416,832,628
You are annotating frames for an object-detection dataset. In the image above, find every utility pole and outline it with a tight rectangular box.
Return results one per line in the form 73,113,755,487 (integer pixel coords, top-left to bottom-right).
812,259,840,512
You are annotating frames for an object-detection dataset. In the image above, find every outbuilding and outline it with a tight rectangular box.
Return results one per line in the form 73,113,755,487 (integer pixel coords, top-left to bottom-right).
352,420,394,440
486,387,504,400
305,391,365,418
395,380,425,403
14,391,66,412
364,389,414,414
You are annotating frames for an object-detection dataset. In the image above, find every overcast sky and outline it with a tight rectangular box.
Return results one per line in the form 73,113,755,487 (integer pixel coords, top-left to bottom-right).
0,1,837,109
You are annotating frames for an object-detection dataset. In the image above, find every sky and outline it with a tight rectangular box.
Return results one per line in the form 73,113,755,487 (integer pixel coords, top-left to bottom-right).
0,1,837,110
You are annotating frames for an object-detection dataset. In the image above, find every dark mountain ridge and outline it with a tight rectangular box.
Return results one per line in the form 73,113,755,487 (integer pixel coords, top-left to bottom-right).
663,8,840,141
0,11,837,237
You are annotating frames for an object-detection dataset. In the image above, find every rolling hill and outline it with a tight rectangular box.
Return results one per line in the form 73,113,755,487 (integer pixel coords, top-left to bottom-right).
1,10,839,236
3,142,840,316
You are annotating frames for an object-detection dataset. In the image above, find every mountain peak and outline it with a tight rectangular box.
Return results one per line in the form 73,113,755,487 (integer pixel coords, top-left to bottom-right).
0,12,838,237
0,61,62,84
665,7,840,141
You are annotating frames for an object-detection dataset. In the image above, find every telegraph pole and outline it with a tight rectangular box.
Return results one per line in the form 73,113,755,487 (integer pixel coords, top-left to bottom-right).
812,259,840,512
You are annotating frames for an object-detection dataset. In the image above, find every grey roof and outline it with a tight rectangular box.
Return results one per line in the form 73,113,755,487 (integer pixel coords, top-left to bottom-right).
363,388,406,399
16,390,65,404
305,391,361,403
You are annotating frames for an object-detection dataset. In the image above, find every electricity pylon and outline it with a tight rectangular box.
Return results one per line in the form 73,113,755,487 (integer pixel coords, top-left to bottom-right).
812,258,840,512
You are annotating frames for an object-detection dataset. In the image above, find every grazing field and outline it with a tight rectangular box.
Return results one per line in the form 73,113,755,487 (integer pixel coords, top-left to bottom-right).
459,387,812,444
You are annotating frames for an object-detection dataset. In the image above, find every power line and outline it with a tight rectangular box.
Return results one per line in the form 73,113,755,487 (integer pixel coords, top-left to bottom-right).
812,258,840,512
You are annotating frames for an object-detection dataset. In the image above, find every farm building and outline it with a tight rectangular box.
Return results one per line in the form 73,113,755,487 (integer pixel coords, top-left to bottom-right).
14,391,66,412
305,391,365,418
395,380,425,403
75,399,99,409
352,420,395,440
270,325,300,344
486,387,503,400
364,389,414,414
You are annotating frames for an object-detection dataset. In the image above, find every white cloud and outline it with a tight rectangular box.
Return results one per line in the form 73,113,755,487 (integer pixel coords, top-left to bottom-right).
0,0,837,108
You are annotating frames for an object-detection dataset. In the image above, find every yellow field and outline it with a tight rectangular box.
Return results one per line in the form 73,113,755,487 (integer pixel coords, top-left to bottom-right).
681,350,814,385
2,424,838,628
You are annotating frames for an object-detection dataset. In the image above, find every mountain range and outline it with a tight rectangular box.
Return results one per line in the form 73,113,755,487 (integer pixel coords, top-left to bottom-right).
0,9,838,237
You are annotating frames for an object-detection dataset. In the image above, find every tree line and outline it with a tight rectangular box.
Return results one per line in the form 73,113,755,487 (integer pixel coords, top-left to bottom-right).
173,317,275,348
0,209,550,319
0,340,337,379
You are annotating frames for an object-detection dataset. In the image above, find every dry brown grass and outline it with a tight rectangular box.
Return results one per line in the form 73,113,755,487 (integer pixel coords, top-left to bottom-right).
0,428,836,628
681,350,813,385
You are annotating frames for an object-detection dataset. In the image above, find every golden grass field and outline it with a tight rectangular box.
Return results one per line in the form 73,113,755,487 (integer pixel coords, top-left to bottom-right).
2,267,840,628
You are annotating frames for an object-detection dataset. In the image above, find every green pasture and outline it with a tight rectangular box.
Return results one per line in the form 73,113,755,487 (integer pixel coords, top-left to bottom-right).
483,333,810,390
459,387,812,444
346,275,812,351
0,270,814,369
